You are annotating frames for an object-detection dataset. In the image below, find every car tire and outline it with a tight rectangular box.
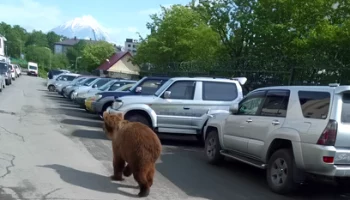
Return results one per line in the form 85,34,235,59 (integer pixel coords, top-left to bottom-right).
125,114,151,128
69,91,75,100
205,130,224,165
266,149,297,195
48,85,55,92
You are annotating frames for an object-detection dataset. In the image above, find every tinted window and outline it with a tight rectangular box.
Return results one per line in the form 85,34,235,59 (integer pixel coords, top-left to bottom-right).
108,82,125,91
66,75,76,81
260,90,290,117
298,91,330,119
83,78,97,85
140,79,166,95
165,81,195,100
94,79,110,87
341,93,350,123
238,91,266,115
202,82,238,101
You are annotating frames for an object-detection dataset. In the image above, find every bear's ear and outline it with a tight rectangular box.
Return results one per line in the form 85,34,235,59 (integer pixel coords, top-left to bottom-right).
103,111,109,119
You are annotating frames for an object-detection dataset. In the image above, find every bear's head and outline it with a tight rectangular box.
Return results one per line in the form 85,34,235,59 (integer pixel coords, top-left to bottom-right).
102,111,124,140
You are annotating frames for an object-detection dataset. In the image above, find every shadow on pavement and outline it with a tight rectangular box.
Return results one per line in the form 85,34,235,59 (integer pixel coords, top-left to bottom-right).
61,118,103,128
37,164,138,198
156,147,275,200
71,129,108,140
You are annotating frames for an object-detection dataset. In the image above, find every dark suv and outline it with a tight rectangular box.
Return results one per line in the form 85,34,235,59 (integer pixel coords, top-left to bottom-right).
0,62,12,85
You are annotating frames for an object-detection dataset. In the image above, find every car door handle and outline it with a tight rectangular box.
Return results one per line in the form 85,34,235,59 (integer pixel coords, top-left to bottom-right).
246,119,253,123
183,107,190,110
272,120,280,125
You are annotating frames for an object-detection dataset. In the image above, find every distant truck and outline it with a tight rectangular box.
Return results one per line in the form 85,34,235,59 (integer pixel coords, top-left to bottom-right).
27,62,38,76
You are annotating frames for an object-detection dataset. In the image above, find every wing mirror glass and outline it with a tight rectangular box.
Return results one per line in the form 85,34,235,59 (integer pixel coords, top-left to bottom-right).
163,91,171,99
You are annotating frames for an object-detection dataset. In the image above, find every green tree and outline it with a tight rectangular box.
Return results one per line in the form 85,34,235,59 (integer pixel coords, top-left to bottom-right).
25,45,51,67
47,31,64,51
66,40,88,68
26,30,49,47
133,5,221,71
51,54,69,69
81,41,115,71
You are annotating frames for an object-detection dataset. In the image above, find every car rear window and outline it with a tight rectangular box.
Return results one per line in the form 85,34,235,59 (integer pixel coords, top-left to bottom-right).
202,81,238,101
298,91,330,119
341,93,350,123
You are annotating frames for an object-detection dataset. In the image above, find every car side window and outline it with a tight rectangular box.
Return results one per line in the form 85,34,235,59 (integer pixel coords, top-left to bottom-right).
237,91,266,115
202,81,238,101
164,81,196,100
260,90,290,117
66,76,76,81
298,91,330,119
140,80,164,95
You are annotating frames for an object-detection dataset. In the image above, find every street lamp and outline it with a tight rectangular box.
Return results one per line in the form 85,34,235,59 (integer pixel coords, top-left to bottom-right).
75,56,82,70
43,47,52,69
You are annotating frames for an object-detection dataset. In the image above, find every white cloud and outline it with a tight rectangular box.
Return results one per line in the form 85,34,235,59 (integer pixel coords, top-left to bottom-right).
127,27,138,33
0,0,66,32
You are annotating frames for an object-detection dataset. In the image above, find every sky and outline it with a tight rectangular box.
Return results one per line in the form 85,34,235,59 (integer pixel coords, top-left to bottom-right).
0,0,191,45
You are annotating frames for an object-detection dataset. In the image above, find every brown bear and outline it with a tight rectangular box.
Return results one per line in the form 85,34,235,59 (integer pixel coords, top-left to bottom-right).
102,111,162,197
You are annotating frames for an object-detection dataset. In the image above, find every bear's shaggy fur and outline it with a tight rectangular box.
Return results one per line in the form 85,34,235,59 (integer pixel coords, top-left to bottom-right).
102,111,162,197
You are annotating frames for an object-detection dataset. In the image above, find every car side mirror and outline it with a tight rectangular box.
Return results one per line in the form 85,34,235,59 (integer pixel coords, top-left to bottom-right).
135,86,142,93
63,78,67,81
163,91,171,99
229,103,239,114
93,84,97,88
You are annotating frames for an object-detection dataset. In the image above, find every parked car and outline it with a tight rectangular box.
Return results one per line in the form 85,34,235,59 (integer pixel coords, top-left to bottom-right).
0,63,7,91
202,83,350,194
63,77,98,99
47,69,67,82
0,62,12,85
27,62,38,76
47,73,80,92
74,79,137,108
107,77,247,142
8,64,16,80
90,76,170,118
56,76,88,95
85,83,136,113
14,65,21,77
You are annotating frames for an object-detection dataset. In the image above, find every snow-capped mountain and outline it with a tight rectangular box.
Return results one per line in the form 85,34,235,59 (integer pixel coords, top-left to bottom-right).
50,15,111,42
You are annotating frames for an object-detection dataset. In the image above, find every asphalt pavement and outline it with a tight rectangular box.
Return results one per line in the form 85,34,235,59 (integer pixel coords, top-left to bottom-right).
1,75,350,200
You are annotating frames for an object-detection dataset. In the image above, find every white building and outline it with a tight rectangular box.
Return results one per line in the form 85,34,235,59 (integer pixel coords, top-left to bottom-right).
0,34,7,56
124,38,138,56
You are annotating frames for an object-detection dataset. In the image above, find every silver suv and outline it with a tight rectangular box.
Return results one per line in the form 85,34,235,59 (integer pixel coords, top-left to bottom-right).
203,84,350,194
108,77,247,141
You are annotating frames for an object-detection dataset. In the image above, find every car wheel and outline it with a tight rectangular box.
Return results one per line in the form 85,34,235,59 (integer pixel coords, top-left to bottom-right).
266,149,297,194
205,130,224,165
69,91,75,100
48,85,55,92
125,114,151,128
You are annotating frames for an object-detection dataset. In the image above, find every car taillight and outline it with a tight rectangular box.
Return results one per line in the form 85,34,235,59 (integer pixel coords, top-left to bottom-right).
317,120,338,146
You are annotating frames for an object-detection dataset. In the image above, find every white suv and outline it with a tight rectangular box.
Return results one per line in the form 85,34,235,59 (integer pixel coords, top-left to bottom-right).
108,77,247,141
203,83,350,194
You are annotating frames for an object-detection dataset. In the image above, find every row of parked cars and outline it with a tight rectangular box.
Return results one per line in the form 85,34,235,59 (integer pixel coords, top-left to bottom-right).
0,62,22,91
47,70,350,195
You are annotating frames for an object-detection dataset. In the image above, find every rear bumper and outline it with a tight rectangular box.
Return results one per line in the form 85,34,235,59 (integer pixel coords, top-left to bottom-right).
301,143,350,177
27,71,37,76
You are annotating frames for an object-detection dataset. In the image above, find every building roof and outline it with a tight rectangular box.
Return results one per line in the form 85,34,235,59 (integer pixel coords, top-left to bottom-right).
97,51,132,71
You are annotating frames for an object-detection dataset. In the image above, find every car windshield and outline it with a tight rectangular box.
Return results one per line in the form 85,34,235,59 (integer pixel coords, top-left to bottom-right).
99,80,116,91
82,78,97,86
154,79,173,96
29,65,37,70
94,79,111,88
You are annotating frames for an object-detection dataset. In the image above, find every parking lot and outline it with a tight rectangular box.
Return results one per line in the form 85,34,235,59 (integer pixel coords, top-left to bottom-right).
1,75,350,200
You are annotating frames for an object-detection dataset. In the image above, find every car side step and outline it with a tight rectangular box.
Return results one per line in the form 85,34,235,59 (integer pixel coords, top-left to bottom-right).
220,150,267,169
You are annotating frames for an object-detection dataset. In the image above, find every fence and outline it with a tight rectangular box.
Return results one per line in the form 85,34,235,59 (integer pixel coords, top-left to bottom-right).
138,61,350,92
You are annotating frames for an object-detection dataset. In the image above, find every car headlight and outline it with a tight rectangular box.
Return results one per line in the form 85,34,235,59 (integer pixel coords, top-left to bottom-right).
112,100,123,110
